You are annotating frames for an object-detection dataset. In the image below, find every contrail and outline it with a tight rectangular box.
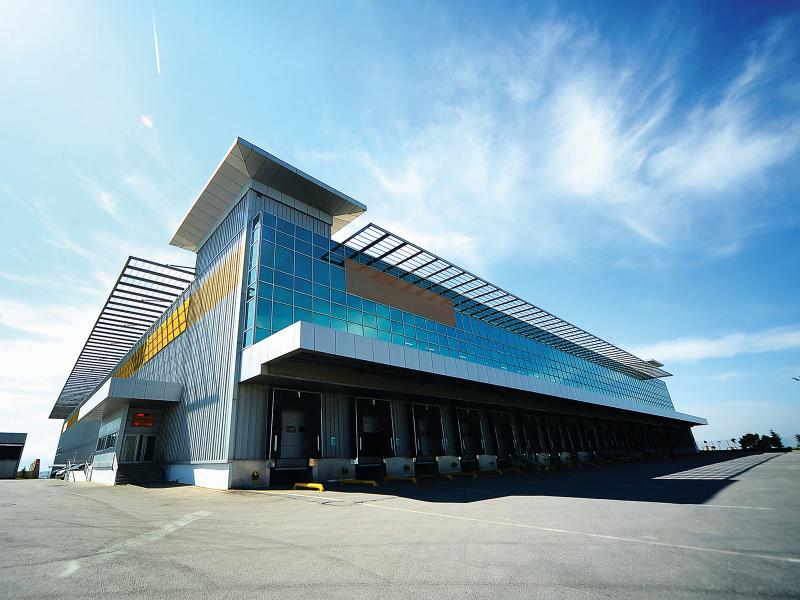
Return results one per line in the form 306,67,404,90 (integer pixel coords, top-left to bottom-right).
152,12,161,75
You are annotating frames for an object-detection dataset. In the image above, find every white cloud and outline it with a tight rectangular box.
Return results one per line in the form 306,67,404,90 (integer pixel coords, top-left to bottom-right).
321,13,800,270
0,299,99,468
631,326,800,363
708,371,744,382
75,170,120,220
140,114,155,130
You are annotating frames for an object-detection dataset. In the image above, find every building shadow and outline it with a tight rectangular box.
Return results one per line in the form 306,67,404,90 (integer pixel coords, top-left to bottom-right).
314,452,780,505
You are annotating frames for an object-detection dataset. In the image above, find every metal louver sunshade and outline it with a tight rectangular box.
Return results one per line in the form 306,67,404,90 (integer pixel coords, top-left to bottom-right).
335,223,670,380
49,257,194,419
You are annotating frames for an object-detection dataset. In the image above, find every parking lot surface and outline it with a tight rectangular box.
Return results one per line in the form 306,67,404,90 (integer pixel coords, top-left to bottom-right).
2,452,798,599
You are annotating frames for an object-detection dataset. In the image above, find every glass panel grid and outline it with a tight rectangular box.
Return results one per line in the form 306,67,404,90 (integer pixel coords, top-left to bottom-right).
243,213,674,411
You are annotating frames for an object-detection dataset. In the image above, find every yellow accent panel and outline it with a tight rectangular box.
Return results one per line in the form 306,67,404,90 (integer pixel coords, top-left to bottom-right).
63,411,78,433
143,299,190,363
112,242,244,379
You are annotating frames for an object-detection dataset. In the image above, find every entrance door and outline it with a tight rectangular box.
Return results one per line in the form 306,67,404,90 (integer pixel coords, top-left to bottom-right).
411,403,445,462
121,435,138,463
456,408,485,458
269,389,322,469
355,397,394,466
120,434,157,463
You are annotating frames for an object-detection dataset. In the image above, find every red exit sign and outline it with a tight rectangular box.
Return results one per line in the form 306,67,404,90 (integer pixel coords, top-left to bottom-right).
131,413,154,427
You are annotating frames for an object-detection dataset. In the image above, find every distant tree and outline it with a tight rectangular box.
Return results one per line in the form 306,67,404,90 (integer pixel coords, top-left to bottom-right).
795,433,800,448
739,433,760,450
768,430,784,449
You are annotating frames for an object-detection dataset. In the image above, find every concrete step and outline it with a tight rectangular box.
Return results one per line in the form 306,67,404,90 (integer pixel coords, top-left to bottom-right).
116,463,164,485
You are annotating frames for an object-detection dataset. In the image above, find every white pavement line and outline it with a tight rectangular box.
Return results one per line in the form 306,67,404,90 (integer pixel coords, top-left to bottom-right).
59,510,210,578
700,504,773,510
360,503,800,565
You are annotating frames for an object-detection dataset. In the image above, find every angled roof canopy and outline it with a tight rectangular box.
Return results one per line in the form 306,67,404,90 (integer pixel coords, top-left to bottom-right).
49,257,194,419
336,223,670,380
170,137,367,252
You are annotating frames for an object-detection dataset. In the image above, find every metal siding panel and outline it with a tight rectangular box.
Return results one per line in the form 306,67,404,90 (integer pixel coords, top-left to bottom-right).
231,384,268,459
126,235,246,463
252,193,331,237
196,194,249,273
53,420,100,465
391,399,413,457
322,392,352,459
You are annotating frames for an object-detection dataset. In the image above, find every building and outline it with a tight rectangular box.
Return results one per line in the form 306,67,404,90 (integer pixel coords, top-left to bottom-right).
0,433,27,479
49,137,706,489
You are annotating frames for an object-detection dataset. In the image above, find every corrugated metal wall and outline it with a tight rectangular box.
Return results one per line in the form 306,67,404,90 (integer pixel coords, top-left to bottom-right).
52,420,100,465
322,392,353,458
196,195,249,273
231,384,269,460
133,234,246,463
102,191,251,464
251,192,331,236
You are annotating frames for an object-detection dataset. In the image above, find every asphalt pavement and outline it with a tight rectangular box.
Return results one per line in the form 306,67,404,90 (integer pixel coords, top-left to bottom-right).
1,451,798,599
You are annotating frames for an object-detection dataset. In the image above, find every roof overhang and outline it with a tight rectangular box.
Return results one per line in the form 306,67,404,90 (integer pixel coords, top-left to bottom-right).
240,322,707,426
49,258,194,420
72,377,182,423
170,137,367,252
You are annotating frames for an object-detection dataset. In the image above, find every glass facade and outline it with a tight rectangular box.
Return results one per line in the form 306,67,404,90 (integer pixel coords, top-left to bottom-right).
243,212,674,410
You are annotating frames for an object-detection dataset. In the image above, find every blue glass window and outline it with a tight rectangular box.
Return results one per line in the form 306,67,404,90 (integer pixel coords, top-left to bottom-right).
272,302,293,331
294,292,312,310
256,300,271,329
274,270,292,288
295,239,312,256
259,242,274,267
275,246,293,273
296,226,313,243
313,260,330,286
295,254,312,280
347,294,362,309
312,313,330,327
276,231,293,249
274,286,292,304
295,307,312,323
313,298,330,314
331,266,346,291
258,281,272,300
276,218,294,235
330,318,347,332
294,277,312,295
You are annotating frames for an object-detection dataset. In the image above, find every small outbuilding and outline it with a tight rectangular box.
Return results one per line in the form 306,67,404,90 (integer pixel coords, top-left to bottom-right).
0,433,27,479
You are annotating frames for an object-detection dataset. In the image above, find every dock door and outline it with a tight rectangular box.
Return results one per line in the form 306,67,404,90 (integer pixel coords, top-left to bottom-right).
355,397,395,468
411,403,445,466
490,411,517,466
269,389,322,472
456,408,485,470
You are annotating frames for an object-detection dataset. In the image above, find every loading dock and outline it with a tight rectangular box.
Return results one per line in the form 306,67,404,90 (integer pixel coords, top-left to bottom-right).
489,411,518,468
355,397,395,478
456,407,490,472
269,389,322,481
411,402,446,474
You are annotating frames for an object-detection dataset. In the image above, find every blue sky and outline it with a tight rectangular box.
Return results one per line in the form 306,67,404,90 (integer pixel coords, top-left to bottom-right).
1,1,798,466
